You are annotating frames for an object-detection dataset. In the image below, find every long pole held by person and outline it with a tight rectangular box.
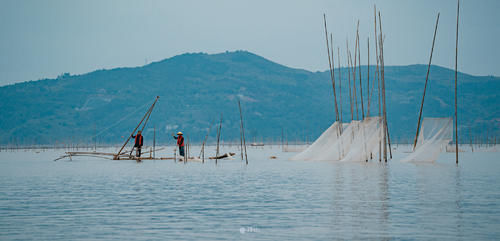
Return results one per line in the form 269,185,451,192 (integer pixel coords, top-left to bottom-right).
114,96,159,160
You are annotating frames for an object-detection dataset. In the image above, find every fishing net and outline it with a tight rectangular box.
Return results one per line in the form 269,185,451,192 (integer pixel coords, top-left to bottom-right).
289,121,345,161
290,117,384,162
340,117,384,162
401,117,453,162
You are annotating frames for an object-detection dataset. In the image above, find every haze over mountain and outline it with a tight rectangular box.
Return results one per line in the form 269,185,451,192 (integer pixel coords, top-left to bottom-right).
0,51,498,146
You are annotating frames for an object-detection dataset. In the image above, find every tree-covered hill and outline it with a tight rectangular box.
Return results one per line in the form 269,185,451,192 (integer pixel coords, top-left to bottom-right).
0,51,498,145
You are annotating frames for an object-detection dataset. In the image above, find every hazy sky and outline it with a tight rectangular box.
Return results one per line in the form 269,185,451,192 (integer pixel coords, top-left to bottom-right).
0,0,499,86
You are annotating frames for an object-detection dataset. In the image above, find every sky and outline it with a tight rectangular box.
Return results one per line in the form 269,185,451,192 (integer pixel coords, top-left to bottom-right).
0,0,499,86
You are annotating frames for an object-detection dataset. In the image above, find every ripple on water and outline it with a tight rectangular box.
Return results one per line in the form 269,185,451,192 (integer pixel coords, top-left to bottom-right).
0,147,499,240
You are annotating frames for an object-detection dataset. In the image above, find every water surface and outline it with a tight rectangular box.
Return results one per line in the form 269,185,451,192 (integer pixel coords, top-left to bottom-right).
0,145,499,240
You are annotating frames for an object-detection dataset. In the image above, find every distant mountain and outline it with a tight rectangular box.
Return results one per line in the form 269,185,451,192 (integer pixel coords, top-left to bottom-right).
0,50,498,145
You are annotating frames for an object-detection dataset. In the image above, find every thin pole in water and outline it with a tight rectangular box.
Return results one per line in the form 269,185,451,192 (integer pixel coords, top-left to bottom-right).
345,39,354,121
357,26,364,120
374,5,381,162
323,14,339,121
330,33,339,122
454,0,460,164
153,126,156,159
413,13,440,150
367,38,370,117
238,100,248,164
338,47,343,127
353,23,359,120
379,21,393,160
378,11,388,161
239,102,244,161
346,40,354,121
350,50,357,120
215,113,223,165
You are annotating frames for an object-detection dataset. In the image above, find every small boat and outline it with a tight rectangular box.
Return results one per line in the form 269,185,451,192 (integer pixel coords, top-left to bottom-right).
250,143,264,147
55,96,169,161
209,152,236,160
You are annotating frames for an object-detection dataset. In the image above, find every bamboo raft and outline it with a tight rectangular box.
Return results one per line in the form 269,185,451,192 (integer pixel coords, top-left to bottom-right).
54,95,250,163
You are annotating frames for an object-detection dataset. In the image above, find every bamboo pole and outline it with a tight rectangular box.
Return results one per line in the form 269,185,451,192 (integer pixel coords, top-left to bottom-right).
338,47,342,127
330,36,343,145
346,40,354,121
368,38,373,159
350,50,358,120
367,38,370,117
353,23,359,120
330,33,339,121
357,26,365,120
378,12,387,161
337,49,346,157
114,96,159,160
200,119,215,163
454,0,460,164
185,136,189,163
374,5,381,162
239,105,244,160
378,11,392,162
153,126,156,159
238,100,248,164
215,113,222,164
129,102,155,157
281,128,284,151
323,14,339,121
413,13,440,150
238,99,244,161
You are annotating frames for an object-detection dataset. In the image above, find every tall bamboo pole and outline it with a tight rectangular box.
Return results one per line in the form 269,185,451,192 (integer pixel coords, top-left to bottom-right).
413,13,440,150
350,50,359,120
378,12,387,161
346,40,354,121
455,0,460,164
374,5,381,162
323,14,339,121
353,23,359,120
379,12,392,160
338,48,342,127
358,28,365,120
331,33,339,122
367,38,370,117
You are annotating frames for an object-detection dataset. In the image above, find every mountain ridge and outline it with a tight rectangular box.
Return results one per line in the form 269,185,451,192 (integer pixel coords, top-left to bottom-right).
0,50,498,145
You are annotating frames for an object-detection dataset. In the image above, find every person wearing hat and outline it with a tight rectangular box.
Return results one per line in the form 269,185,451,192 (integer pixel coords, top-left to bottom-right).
131,130,144,157
173,132,185,157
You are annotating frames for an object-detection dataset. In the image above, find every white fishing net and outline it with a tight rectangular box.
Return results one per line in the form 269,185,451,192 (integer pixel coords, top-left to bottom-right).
401,117,453,162
289,121,345,161
340,117,384,162
290,117,384,162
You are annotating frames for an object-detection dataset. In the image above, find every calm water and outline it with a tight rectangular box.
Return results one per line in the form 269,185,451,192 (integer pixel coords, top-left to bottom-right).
0,145,499,240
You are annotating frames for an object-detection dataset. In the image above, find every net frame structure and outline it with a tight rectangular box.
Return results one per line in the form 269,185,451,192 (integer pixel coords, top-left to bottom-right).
401,117,453,162
290,117,384,162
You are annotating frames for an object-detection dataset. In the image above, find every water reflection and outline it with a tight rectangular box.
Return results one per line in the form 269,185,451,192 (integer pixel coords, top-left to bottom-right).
0,148,499,240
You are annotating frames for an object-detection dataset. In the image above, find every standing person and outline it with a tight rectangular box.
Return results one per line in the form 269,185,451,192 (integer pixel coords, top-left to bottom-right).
131,130,144,157
173,132,185,157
